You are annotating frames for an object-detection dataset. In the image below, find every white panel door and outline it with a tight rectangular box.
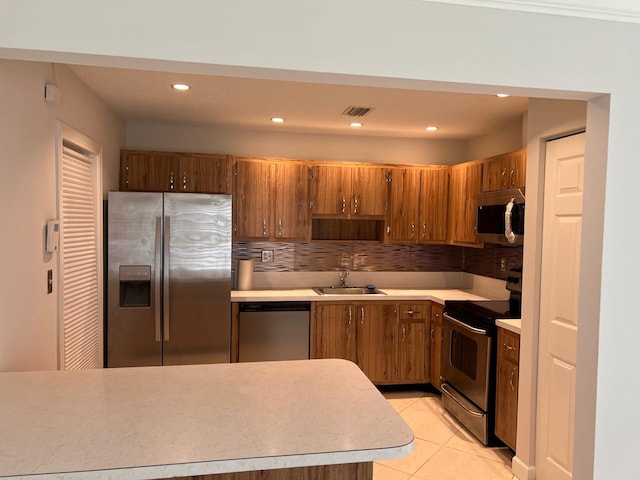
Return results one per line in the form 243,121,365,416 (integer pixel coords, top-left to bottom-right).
536,132,586,479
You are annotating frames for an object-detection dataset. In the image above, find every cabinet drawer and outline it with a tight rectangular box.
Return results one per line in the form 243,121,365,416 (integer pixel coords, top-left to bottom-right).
398,303,428,320
498,328,520,363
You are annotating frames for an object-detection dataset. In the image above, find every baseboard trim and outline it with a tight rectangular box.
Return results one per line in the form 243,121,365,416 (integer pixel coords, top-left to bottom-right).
512,455,536,480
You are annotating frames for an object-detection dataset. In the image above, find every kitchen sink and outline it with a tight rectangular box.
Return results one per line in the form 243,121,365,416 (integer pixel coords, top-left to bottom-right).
313,286,386,295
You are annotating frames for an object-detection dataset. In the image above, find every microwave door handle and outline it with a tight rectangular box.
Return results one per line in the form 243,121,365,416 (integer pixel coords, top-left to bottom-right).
505,198,517,244
443,313,487,336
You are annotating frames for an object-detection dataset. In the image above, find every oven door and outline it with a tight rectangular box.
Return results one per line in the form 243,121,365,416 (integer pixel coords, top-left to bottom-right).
441,312,492,411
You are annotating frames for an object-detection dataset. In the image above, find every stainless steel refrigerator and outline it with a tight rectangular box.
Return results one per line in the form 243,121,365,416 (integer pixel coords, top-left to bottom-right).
107,192,232,367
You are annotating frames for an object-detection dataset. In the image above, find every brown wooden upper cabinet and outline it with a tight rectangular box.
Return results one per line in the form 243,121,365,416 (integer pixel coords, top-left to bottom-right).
447,160,483,247
386,166,449,243
234,158,310,241
119,150,231,194
311,164,387,218
482,148,526,191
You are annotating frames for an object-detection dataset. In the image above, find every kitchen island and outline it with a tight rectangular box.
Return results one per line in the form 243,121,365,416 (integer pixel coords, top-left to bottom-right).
0,359,413,480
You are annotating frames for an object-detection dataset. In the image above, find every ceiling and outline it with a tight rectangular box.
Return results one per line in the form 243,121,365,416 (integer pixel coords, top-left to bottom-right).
69,64,529,140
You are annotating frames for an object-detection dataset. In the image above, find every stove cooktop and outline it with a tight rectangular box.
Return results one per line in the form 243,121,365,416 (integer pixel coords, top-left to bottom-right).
444,299,521,327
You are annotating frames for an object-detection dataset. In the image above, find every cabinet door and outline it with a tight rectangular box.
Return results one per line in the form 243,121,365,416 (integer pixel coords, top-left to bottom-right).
397,319,427,382
429,303,443,390
179,154,230,194
506,149,526,189
447,161,483,246
273,162,310,241
356,304,397,383
387,167,421,242
313,304,357,362
120,151,179,192
350,166,388,217
311,165,350,216
482,155,509,191
234,160,273,240
420,167,449,242
495,328,520,450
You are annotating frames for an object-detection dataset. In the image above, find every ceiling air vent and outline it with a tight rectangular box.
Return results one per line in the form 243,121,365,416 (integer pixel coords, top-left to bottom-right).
341,106,374,117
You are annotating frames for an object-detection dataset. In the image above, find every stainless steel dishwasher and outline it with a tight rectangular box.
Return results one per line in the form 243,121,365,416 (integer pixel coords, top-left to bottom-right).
238,302,311,362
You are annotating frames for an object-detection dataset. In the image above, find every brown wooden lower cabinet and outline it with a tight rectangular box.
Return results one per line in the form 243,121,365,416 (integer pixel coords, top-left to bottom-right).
429,303,443,391
172,461,373,480
495,328,520,450
312,301,428,385
312,303,357,363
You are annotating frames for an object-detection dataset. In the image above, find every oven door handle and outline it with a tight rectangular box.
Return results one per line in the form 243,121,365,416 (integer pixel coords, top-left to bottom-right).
441,383,484,418
443,313,488,336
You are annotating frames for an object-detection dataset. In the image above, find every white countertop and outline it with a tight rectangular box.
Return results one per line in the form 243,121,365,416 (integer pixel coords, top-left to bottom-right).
231,288,490,304
0,359,413,480
496,318,522,334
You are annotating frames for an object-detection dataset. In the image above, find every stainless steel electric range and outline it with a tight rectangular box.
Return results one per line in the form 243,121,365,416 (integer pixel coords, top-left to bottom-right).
440,268,522,445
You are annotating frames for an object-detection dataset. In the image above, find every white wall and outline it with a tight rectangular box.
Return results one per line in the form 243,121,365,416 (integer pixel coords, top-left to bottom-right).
126,121,468,165
466,114,526,160
0,1,639,477
0,60,123,372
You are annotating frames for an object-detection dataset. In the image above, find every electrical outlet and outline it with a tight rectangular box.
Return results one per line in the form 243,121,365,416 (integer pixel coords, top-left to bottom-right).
261,250,274,263
500,257,507,272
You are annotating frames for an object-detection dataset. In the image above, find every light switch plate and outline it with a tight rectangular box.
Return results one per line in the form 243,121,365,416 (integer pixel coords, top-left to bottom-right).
261,250,274,262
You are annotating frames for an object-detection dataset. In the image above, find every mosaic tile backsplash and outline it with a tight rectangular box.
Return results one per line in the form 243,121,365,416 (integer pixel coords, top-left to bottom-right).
232,241,522,280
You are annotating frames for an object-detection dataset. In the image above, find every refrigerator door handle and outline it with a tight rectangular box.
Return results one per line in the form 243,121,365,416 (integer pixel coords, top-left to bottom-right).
154,216,162,342
163,215,171,341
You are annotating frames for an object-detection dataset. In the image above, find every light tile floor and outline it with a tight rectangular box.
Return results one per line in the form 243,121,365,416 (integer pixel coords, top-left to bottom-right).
375,390,518,480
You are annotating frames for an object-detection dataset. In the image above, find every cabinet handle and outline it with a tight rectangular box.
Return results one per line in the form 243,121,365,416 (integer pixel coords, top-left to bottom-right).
125,164,129,186
422,222,427,239
360,307,365,325
262,219,267,237
503,344,516,351
348,306,352,325
402,325,406,341
353,196,359,214
341,196,346,214
510,368,516,391
433,312,440,318
405,310,414,315
501,167,507,187
169,171,175,190
510,167,516,186
430,325,434,342
182,173,187,190
277,218,282,237
411,222,415,239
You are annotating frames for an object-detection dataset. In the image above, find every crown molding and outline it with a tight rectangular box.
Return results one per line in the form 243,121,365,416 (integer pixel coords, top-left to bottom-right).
421,0,640,23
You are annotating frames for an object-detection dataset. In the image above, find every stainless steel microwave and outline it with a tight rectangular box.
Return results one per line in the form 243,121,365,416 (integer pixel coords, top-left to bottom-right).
476,189,525,246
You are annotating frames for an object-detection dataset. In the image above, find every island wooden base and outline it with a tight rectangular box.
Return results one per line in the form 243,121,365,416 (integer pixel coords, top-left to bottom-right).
173,461,373,480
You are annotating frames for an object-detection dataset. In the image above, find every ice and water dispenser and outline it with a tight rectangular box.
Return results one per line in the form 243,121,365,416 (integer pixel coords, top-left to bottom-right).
119,265,151,307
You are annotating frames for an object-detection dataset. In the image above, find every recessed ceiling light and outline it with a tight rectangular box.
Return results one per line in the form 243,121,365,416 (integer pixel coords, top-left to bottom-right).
172,83,190,91
496,93,510,98
425,126,439,132
271,117,285,124
350,122,363,128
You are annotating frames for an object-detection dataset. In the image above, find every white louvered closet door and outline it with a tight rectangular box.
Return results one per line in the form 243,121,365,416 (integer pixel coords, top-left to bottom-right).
59,141,101,370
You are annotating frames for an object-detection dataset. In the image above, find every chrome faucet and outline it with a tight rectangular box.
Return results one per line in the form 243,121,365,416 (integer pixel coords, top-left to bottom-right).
339,270,350,287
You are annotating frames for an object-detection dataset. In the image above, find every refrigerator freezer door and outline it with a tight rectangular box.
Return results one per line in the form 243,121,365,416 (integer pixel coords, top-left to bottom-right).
163,193,232,365
107,192,163,367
